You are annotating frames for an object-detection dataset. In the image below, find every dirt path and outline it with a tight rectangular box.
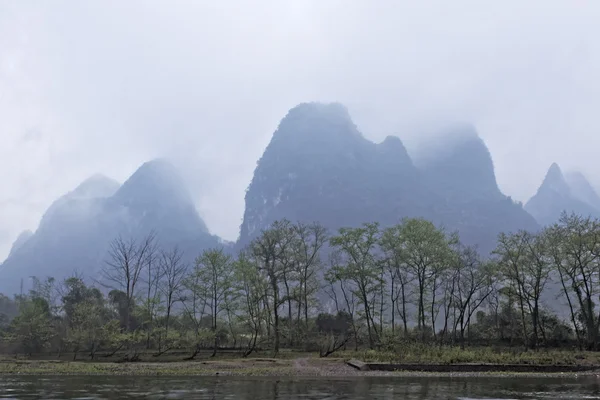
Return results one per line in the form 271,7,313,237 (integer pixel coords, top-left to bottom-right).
293,357,322,375
293,357,372,377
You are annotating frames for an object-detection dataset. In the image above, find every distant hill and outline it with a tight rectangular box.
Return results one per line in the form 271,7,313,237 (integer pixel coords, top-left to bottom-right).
239,102,539,254
0,160,223,295
525,163,600,226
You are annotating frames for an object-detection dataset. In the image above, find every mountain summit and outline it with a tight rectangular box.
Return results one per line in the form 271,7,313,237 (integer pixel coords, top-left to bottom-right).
420,124,501,202
565,171,600,210
111,159,209,235
525,163,600,226
0,161,221,295
239,102,538,253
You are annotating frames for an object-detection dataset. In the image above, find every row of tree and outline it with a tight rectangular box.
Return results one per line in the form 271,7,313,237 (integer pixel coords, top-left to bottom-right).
1,212,599,360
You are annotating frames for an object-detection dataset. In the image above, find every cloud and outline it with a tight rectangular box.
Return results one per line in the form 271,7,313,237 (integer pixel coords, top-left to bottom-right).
1,0,599,258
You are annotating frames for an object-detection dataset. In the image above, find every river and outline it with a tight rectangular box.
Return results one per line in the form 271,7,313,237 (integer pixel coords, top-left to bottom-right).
1,375,600,399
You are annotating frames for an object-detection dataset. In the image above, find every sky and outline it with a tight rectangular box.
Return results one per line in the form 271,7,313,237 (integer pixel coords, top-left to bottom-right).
1,0,599,259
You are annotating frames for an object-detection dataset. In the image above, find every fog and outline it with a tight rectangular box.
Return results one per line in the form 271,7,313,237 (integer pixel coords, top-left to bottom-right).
1,0,599,258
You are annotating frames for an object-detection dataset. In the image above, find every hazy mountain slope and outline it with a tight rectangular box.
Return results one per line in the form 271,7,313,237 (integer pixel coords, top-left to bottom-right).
7,230,33,258
525,163,600,226
239,102,538,254
418,124,539,253
0,175,120,294
565,171,600,210
418,124,502,201
238,102,432,247
0,162,222,295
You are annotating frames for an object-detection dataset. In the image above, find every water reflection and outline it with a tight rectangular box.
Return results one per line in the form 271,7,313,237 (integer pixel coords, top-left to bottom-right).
0,375,600,399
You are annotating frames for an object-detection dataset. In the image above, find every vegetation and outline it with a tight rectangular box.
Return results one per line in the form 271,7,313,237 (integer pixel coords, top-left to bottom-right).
1,212,600,364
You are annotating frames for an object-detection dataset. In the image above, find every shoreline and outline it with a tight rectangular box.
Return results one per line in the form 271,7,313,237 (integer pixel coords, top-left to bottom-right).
1,357,599,378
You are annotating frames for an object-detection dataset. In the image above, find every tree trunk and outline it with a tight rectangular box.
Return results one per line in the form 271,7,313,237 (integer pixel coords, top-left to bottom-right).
271,275,280,356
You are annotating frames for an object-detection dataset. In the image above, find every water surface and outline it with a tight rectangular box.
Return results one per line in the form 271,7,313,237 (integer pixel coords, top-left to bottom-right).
1,375,600,399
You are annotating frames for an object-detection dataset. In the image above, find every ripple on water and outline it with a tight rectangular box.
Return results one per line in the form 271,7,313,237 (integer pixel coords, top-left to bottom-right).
2,376,600,399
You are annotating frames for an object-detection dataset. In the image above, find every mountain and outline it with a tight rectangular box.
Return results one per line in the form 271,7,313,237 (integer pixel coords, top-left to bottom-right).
7,230,33,258
0,160,222,295
109,159,210,237
565,171,600,210
418,124,501,201
525,163,600,226
239,102,429,247
239,102,538,253
417,124,539,249
36,174,120,236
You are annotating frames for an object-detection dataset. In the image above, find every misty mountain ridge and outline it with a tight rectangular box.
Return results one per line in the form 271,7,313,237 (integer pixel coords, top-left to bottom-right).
565,170,600,210
4,101,599,295
239,102,538,253
7,230,33,258
418,123,502,202
525,163,600,226
0,159,221,294
36,174,120,235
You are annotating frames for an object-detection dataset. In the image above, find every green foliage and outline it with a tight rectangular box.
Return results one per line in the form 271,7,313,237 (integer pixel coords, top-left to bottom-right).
6,296,55,355
2,214,600,360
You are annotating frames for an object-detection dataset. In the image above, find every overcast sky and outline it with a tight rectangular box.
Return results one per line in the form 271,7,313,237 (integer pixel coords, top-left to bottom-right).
1,0,599,259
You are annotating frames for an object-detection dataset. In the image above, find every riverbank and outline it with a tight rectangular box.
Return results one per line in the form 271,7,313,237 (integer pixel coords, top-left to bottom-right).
1,356,600,378
0,357,355,377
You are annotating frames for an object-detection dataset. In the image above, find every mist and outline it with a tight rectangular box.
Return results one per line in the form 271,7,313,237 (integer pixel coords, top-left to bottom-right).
1,0,599,258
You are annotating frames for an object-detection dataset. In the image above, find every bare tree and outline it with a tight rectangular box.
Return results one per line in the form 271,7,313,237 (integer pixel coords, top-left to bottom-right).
143,241,161,349
100,231,157,331
451,245,495,347
159,246,187,337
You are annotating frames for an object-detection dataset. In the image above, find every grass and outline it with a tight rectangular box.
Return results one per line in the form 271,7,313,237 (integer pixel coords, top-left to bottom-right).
0,358,296,376
338,344,600,366
2,346,600,376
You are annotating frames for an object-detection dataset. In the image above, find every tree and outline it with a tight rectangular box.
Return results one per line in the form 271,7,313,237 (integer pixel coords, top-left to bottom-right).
547,213,600,350
450,245,495,347
494,230,552,349
100,232,157,331
291,222,328,328
494,231,531,348
68,298,107,360
159,245,186,342
522,230,552,348
250,220,296,355
316,311,353,357
7,295,55,355
191,248,235,356
324,251,360,350
394,218,454,340
233,253,268,357
545,222,583,348
142,240,161,350
380,224,414,335
329,222,382,348
61,276,104,329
